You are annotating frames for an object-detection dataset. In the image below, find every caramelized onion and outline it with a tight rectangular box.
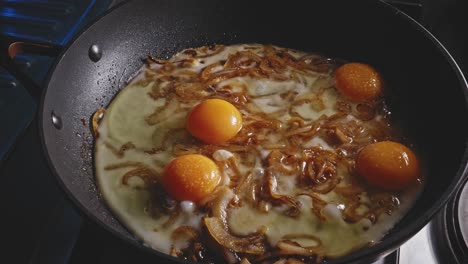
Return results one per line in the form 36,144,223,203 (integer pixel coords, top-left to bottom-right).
276,240,317,256
175,82,207,99
201,186,267,255
273,259,305,264
121,166,158,187
268,150,299,175
104,161,142,170
91,108,105,137
147,55,167,65
297,55,335,73
356,103,376,121
109,45,405,262
298,192,327,221
240,258,252,264
225,51,262,69
232,170,253,195
206,68,265,87
145,98,180,125
266,172,301,217
201,62,224,80
209,186,234,219
204,217,266,255
193,44,225,58
117,142,135,157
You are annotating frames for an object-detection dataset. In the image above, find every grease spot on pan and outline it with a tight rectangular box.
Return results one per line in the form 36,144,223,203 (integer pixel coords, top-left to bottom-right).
89,44,102,62
51,111,62,129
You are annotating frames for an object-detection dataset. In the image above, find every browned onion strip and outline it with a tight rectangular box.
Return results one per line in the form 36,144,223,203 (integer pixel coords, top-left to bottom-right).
205,68,265,87
209,186,234,220
192,45,225,58
290,93,322,106
214,83,249,106
266,172,301,217
200,62,224,80
233,172,253,195
104,161,142,170
175,82,207,100
117,142,135,157
101,141,136,159
213,92,249,106
355,103,376,121
147,55,168,65
144,68,158,79
173,69,199,79
263,143,288,150
335,185,364,196
103,142,123,158
252,119,283,130
343,201,365,223
227,157,243,180
260,46,287,73
160,62,176,74
204,217,266,255
281,234,322,248
182,49,197,57
121,166,158,187
284,125,315,138
274,258,306,264
341,192,400,224
201,186,267,255
239,258,252,264
268,150,298,175
145,98,180,125
217,145,251,153
312,172,341,194
255,240,323,263
298,192,327,221
173,144,198,157
172,59,197,68
91,108,105,138
287,117,306,128
224,51,262,69
300,148,340,189
297,55,335,73
276,240,317,256
334,127,352,144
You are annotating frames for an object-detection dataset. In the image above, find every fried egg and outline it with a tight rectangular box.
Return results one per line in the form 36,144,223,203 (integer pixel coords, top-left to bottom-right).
94,44,423,263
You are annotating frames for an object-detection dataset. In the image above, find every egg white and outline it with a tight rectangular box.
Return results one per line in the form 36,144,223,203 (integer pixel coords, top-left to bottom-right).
94,44,423,258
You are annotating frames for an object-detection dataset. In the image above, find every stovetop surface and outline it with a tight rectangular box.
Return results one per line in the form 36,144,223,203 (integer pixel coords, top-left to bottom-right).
1,0,467,263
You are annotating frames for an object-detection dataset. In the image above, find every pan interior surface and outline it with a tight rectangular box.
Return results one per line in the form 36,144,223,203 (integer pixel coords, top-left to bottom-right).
40,0,468,263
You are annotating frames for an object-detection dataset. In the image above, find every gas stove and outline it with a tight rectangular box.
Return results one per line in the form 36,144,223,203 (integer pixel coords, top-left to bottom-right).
1,1,467,263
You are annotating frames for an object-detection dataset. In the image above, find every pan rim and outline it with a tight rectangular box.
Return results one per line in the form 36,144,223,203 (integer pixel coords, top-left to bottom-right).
37,0,468,263
37,0,190,263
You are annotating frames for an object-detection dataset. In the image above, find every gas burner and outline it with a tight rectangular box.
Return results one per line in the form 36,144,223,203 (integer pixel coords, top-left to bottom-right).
430,176,468,264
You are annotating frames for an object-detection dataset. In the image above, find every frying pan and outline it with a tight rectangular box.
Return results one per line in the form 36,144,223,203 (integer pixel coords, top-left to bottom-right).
1,0,467,263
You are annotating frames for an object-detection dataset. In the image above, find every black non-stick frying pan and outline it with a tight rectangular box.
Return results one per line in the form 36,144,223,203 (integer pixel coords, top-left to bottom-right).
1,0,468,263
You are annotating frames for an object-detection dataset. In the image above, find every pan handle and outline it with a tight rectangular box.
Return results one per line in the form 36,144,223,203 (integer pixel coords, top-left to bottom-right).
0,35,62,101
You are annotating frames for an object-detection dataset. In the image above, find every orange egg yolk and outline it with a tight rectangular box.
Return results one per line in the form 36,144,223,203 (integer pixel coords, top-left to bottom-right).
163,154,221,202
335,62,383,102
187,99,243,144
356,141,420,191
